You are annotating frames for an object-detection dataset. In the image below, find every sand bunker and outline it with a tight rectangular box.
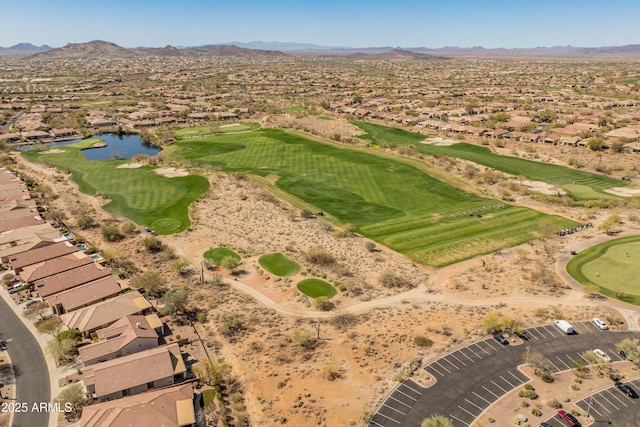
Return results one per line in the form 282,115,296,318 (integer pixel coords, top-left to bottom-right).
40,149,65,154
220,123,240,128
605,187,640,197
420,137,458,146
521,180,566,195
116,163,143,169
155,167,188,177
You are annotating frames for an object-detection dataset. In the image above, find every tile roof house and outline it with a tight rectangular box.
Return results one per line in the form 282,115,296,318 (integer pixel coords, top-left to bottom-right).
34,262,111,298
8,240,78,272
79,314,159,366
0,223,66,263
46,275,124,315
61,291,152,337
19,251,93,283
83,343,187,402
80,383,196,427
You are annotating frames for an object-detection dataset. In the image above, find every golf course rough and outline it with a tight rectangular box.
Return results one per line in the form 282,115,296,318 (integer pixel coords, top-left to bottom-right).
168,128,577,267
204,248,241,266
567,235,640,305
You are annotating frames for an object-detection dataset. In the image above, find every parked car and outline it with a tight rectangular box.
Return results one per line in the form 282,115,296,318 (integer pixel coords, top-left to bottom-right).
493,333,508,345
592,317,608,330
7,283,23,294
557,410,582,427
541,423,555,427
23,299,42,310
554,320,574,334
615,381,639,398
593,349,611,363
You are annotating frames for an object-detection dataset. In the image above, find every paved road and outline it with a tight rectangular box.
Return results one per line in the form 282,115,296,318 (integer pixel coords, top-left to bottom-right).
368,322,640,427
0,296,50,427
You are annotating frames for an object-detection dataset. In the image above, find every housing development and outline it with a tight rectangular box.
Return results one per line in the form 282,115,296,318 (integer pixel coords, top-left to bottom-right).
1,38,640,427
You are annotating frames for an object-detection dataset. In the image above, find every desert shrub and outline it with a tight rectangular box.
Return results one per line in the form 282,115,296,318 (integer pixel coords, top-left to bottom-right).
304,245,336,267
364,241,376,252
142,236,163,252
531,407,542,417
414,336,434,347
315,296,335,311
378,270,411,288
518,389,538,400
548,399,562,409
100,224,124,242
541,372,554,383
322,364,341,381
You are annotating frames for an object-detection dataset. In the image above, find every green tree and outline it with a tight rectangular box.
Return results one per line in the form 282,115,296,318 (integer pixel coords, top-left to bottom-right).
616,338,640,363
131,271,167,297
36,317,63,336
587,137,605,151
100,224,124,242
220,256,240,273
159,287,189,315
55,383,86,421
421,415,454,427
48,336,78,363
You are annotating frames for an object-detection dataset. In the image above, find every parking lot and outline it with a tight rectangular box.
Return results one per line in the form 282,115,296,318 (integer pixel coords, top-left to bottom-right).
367,322,640,427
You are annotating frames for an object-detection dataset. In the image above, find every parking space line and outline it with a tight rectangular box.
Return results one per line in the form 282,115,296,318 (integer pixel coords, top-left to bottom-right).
472,391,492,405
543,325,560,337
482,385,500,399
574,352,589,363
572,322,589,334
484,340,499,351
442,356,460,370
524,328,540,340
457,404,479,418
426,364,445,377
400,382,422,396
546,358,561,372
450,352,467,367
388,395,412,409
394,388,418,402
371,411,401,424
591,397,612,414
433,361,452,374
464,346,482,360
605,390,628,408
382,403,407,416
459,348,476,362
598,392,620,411
499,374,518,389
464,398,485,412
554,355,571,370
507,370,525,384
586,404,603,417
368,418,386,427
473,342,492,356
490,379,508,394
449,414,468,425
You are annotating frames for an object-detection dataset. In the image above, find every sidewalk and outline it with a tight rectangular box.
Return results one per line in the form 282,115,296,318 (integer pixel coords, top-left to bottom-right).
0,284,61,427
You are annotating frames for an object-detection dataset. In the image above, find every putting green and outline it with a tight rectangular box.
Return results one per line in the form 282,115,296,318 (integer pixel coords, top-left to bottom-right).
259,253,300,276
567,235,640,305
297,279,337,298
203,247,241,266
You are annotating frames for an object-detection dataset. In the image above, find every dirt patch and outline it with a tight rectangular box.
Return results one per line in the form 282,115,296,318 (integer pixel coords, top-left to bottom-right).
420,137,458,146
521,180,566,195
40,148,65,154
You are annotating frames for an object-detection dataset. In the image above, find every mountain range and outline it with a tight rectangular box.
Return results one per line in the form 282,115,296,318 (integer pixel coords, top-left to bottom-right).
2,40,640,58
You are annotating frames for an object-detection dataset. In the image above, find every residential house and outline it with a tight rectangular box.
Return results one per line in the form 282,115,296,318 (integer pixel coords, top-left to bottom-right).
34,262,111,298
79,314,159,366
19,251,93,284
8,240,78,273
0,223,65,263
79,383,196,427
83,343,187,402
46,275,124,315
61,291,152,337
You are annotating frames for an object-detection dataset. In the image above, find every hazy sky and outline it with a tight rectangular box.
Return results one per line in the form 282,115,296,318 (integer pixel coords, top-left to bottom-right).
1,0,639,48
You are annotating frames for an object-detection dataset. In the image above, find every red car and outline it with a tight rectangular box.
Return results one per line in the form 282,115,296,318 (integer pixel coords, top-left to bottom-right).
557,410,581,427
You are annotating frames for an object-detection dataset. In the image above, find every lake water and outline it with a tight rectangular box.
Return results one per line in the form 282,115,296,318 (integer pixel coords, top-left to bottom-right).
54,133,162,160
17,133,161,160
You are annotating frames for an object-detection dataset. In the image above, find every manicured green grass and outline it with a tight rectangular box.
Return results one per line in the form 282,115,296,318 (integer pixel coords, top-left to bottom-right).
201,389,216,408
166,128,576,267
174,123,259,139
259,253,300,276
297,279,337,298
567,236,640,305
352,120,626,200
21,145,208,235
71,138,106,150
283,106,308,112
203,247,241,266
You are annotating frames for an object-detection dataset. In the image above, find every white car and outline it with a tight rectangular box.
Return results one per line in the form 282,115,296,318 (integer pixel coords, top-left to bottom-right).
592,317,608,330
594,349,611,363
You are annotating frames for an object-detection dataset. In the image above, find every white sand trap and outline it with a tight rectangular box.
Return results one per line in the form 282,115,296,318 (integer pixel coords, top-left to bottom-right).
420,137,458,146
155,167,188,178
40,149,65,154
220,123,240,128
521,180,566,195
116,163,143,169
605,187,640,197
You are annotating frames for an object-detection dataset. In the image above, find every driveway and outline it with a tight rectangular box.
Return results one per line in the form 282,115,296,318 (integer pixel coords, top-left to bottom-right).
368,322,640,427
0,296,50,427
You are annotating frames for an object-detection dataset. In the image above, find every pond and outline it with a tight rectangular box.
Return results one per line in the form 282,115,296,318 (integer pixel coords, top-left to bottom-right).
17,133,161,160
